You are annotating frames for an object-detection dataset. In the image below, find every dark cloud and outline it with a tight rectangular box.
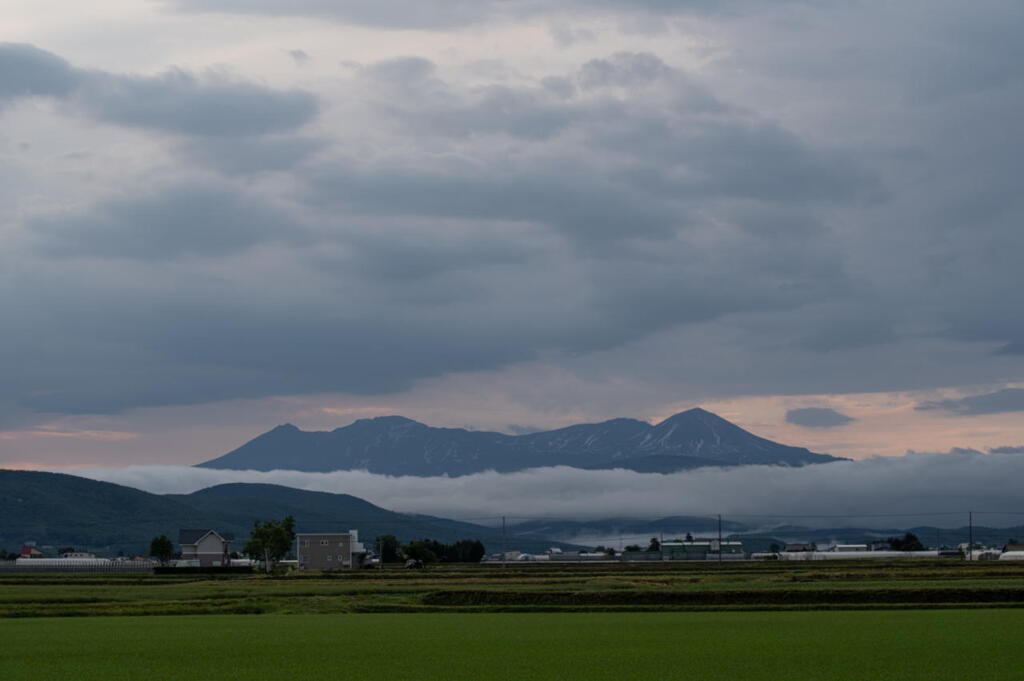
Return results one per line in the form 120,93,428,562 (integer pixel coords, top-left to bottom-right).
989,446,1024,454
0,43,318,136
786,408,855,428
0,43,77,100
32,183,301,260
287,49,310,65
916,389,1024,416
178,135,327,174
76,70,318,136
577,52,673,90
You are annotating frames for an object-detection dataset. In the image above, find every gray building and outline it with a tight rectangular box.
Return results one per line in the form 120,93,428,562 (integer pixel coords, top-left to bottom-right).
296,531,365,571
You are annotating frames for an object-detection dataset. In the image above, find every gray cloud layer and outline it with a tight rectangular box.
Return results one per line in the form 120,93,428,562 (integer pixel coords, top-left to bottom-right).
4,0,1024,433
163,0,756,30
0,43,318,135
67,450,1024,526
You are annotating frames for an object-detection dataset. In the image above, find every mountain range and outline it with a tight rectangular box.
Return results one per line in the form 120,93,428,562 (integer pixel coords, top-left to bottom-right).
0,470,575,556
198,407,843,475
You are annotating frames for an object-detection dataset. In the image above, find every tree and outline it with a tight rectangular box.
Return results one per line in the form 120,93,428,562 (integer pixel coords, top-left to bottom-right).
244,516,296,573
648,537,661,552
769,543,781,554
685,532,694,542
374,535,402,563
886,532,925,551
624,544,642,552
402,540,440,564
149,535,174,565
446,539,486,563
57,546,76,555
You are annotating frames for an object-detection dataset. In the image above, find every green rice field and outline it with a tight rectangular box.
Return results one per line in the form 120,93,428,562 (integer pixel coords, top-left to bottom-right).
2,610,1021,681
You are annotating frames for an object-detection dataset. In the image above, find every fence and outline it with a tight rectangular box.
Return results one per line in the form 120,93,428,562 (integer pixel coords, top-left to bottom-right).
0,560,156,574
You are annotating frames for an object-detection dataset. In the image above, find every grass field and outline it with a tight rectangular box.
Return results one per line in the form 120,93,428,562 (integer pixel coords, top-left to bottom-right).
2,560,1023,617
2,610,1021,680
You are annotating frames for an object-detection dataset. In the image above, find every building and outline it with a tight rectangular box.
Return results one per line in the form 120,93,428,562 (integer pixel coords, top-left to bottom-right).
178,529,233,567
295,531,365,571
19,545,44,559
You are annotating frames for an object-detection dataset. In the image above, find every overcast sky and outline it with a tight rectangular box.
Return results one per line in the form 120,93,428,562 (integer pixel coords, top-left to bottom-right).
2,0,1023,468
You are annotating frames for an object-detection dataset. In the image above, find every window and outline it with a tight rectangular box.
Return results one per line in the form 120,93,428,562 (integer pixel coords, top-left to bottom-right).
301,540,309,548
320,539,329,545
326,555,332,561
337,555,344,561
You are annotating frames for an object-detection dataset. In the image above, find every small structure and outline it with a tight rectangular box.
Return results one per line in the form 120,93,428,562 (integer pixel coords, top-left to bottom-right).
295,530,365,571
20,545,44,559
178,529,233,567
832,544,869,553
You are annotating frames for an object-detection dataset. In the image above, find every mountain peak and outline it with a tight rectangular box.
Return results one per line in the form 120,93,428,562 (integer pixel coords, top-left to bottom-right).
355,415,421,427
655,407,720,426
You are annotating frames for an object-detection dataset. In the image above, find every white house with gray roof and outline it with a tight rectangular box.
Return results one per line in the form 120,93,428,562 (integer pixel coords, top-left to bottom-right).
178,529,233,567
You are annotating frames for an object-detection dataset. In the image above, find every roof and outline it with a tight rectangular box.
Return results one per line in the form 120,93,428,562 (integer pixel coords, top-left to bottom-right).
178,529,235,545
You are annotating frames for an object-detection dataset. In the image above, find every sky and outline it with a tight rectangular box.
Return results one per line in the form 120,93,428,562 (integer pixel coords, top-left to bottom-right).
2,0,1024,469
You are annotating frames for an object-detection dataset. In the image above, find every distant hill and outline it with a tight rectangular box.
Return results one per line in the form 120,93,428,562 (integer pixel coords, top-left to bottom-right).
0,471,575,556
197,407,843,475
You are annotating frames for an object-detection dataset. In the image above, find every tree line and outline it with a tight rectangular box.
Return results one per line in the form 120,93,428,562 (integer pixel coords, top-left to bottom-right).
374,535,485,564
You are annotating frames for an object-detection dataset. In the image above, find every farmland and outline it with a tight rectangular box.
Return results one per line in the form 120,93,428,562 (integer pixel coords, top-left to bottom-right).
2,559,1023,618
2,610,1022,681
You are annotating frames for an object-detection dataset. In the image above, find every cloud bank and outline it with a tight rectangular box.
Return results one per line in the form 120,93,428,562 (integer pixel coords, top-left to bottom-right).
64,450,1024,526
917,389,1024,416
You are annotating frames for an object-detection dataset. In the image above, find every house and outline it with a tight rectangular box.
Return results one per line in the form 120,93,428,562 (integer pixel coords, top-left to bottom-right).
178,529,233,567
295,531,365,571
19,545,44,558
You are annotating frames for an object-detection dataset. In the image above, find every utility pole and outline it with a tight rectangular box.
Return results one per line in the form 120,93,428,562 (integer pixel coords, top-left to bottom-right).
378,536,383,571
717,514,723,565
968,511,974,563
501,515,506,568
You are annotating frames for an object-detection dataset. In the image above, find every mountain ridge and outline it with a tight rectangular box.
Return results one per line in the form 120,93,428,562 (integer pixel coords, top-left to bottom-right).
0,470,577,555
197,407,844,475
